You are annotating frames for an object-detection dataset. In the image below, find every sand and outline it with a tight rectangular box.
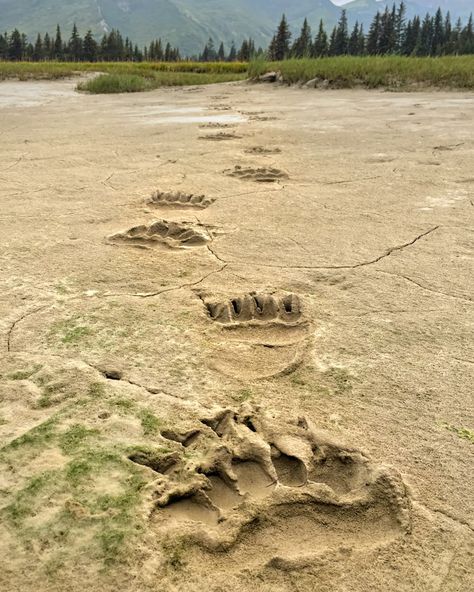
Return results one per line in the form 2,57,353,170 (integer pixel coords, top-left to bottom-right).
0,79,473,592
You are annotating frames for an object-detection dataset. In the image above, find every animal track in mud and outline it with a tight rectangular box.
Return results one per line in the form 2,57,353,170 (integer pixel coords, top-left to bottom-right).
133,405,411,568
147,190,215,209
199,122,237,129
205,292,301,325
199,132,242,141
244,146,282,155
224,165,288,183
200,292,308,379
107,220,210,249
210,104,232,111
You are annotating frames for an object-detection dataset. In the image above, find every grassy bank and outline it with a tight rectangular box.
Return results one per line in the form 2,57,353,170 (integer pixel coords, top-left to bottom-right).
248,55,474,89
0,60,247,80
0,61,248,93
76,70,246,93
2,56,473,92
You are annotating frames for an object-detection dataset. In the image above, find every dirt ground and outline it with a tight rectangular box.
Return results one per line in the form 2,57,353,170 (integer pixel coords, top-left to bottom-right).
0,79,473,592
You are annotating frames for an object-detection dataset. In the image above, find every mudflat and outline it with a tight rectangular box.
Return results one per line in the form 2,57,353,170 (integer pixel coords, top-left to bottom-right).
0,80,473,592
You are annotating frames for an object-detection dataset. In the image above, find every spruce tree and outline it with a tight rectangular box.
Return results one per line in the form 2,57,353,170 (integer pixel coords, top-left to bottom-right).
460,14,473,54
292,18,312,58
217,42,225,61
33,33,44,61
348,22,358,55
334,10,349,55
313,20,328,57
228,42,237,61
68,23,82,61
44,33,52,59
395,1,407,53
328,26,338,56
273,14,291,60
0,34,8,60
432,8,445,55
83,30,98,62
367,11,381,55
8,29,23,60
54,25,63,60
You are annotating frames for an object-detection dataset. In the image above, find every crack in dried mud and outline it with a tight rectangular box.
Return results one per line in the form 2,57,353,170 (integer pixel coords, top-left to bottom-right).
375,269,473,304
208,225,440,271
5,304,50,352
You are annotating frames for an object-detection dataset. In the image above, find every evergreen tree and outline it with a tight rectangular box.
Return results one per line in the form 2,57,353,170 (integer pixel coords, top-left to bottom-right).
460,14,473,54
328,26,338,56
292,18,312,58
33,33,44,61
217,41,225,61
367,11,381,55
83,30,98,61
416,13,434,56
313,19,328,57
348,21,360,55
395,1,407,53
68,23,82,61
54,25,63,59
273,14,291,60
228,41,237,61
334,9,349,55
8,29,23,60
0,33,8,60
43,33,52,59
238,38,255,61
378,6,396,54
432,8,445,55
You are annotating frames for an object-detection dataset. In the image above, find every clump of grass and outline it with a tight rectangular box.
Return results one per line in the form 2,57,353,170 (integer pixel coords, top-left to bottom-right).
77,73,154,93
162,538,189,570
59,424,99,454
248,55,474,90
77,69,246,93
139,410,162,435
7,365,42,381
232,388,254,403
88,382,106,398
3,417,58,451
442,423,474,443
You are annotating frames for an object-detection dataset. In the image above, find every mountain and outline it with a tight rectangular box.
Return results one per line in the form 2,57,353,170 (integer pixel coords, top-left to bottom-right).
0,0,471,55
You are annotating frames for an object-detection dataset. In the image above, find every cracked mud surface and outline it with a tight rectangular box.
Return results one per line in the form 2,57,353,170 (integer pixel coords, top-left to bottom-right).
0,81,473,592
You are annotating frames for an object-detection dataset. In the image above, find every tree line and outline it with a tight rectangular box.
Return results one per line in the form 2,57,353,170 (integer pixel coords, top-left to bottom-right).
269,3,474,59
198,37,264,62
0,24,180,62
0,3,473,63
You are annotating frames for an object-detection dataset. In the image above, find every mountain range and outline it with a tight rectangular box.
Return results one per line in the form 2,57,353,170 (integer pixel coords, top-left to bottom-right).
0,0,471,55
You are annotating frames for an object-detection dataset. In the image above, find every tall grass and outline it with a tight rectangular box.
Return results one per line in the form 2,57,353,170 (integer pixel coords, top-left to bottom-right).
248,55,474,89
77,70,247,93
0,60,247,81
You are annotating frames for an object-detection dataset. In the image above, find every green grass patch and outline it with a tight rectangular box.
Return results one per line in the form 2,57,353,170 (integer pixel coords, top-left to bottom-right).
0,60,248,81
77,73,153,93
0,60,247,93
59,424,100,454
442,423,474,443
6,365,42,381
77,69,246,93
248,55,474,90
139,410,162,435
2,417,58,451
